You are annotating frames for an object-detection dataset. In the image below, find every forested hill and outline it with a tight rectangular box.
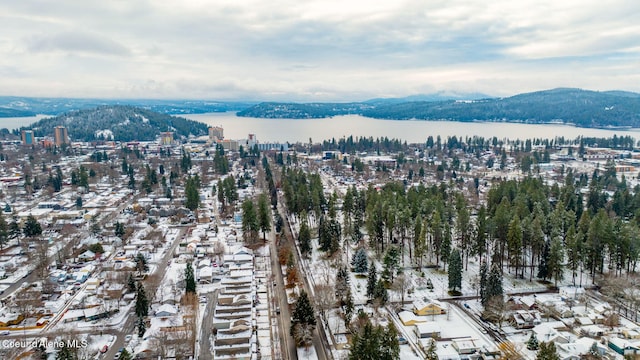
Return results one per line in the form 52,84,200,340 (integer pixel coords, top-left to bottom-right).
24,105,209,142
237,88,640,128
237,102,374,118
0,107,35,118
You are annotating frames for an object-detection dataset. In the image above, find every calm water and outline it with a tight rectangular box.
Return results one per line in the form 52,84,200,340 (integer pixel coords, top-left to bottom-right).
0,115,48,130
186,112,640,144
1,113,638,144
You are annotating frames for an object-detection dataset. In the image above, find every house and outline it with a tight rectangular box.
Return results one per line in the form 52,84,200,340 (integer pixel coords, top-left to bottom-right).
199,267,213,284
0,313,23,326
414,322,441,339
609,337,640,356
580,325,606,338
412,298,446,316
452,338,479,355
78,250,96,262
533,324,570,344
398,311,427,326
155,304,178,318
512,310,541,329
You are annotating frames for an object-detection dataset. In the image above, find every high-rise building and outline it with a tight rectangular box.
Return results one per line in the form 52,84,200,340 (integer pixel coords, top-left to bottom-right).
160,131,174,145
209,126,224,142
21,130,34,145
54,126,69,145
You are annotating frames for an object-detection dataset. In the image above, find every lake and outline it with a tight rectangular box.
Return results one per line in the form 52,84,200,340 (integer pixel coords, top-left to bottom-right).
185,112,640,144
1,112,638,144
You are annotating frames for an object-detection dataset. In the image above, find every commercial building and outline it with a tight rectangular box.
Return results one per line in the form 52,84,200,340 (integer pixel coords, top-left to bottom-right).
54,126,69,145
21,130,34,145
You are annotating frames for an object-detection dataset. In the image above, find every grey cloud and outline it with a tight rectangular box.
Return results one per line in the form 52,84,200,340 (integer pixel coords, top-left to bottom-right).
25,31,131,56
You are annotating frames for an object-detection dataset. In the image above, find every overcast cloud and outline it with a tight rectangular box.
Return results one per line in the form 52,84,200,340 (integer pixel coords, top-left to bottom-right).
0,0,639,101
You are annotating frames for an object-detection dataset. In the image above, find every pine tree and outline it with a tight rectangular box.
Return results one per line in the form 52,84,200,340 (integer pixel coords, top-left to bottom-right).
351,248,368,273
257,193,271,240
184,176,200,211
448,248,462,293
479,261,488,305
135,283,149,318
548,235,565,287
135,253,149,275
335,265,350,303
185,262,196,294
536,341,560,360
527,332,539,350
344,288,354,328
424,339,438,360
382,246,400,283
485,262,503,304
290,290,316,335
137,316,146,338
127,274,136,293
537,239,551,281
366,265,377,298
373,279,389,305
23,214,42,238
241,199,259,243
120,348,133,360
298,220,311,258
0,212,8,249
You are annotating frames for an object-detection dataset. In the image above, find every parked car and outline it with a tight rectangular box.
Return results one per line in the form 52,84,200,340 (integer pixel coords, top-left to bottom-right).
100,345,108,353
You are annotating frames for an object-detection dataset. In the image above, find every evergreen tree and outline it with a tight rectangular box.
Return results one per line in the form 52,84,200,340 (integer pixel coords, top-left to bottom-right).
485,262,503,303
120,348,133,360
135,253,149,275
479,261,488,304
351,248,368,273
127,274,136,293
548,235,565,286
382,246,400,283
257,193,271,240
536,341,560,360
75,196,83,209
344,288,354,328
137,315,146,338
335,265,350,304
114,221,126,238
379,322,400,360
527,332,539,350
298,219,312,258
23,214,42,238
373,279,389,305
348,321,400,360
241,199,259,243
366,264,377,298
185,262,196,294
55,341,76,360
0,212,8,249
448,248,462,293
135,283,149,318
290,290,316,335
8,215,20,239
538,239,551,281
184,176,200,211
424,339,438,360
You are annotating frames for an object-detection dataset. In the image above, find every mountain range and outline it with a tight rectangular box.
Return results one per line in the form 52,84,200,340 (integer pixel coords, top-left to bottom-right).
3,88,640,131
237,88,640,128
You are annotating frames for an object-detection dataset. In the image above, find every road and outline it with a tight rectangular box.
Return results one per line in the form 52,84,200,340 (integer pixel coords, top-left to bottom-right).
269,231,296,360
197,289,219,360
276,200,331,360
102,225,189,360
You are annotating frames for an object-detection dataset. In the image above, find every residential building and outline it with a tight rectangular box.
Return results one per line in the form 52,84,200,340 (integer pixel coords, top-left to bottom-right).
54,126,69,145
21,130,34,145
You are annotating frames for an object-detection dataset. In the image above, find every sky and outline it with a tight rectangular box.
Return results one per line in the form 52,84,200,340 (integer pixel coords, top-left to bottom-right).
1,0,639,101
